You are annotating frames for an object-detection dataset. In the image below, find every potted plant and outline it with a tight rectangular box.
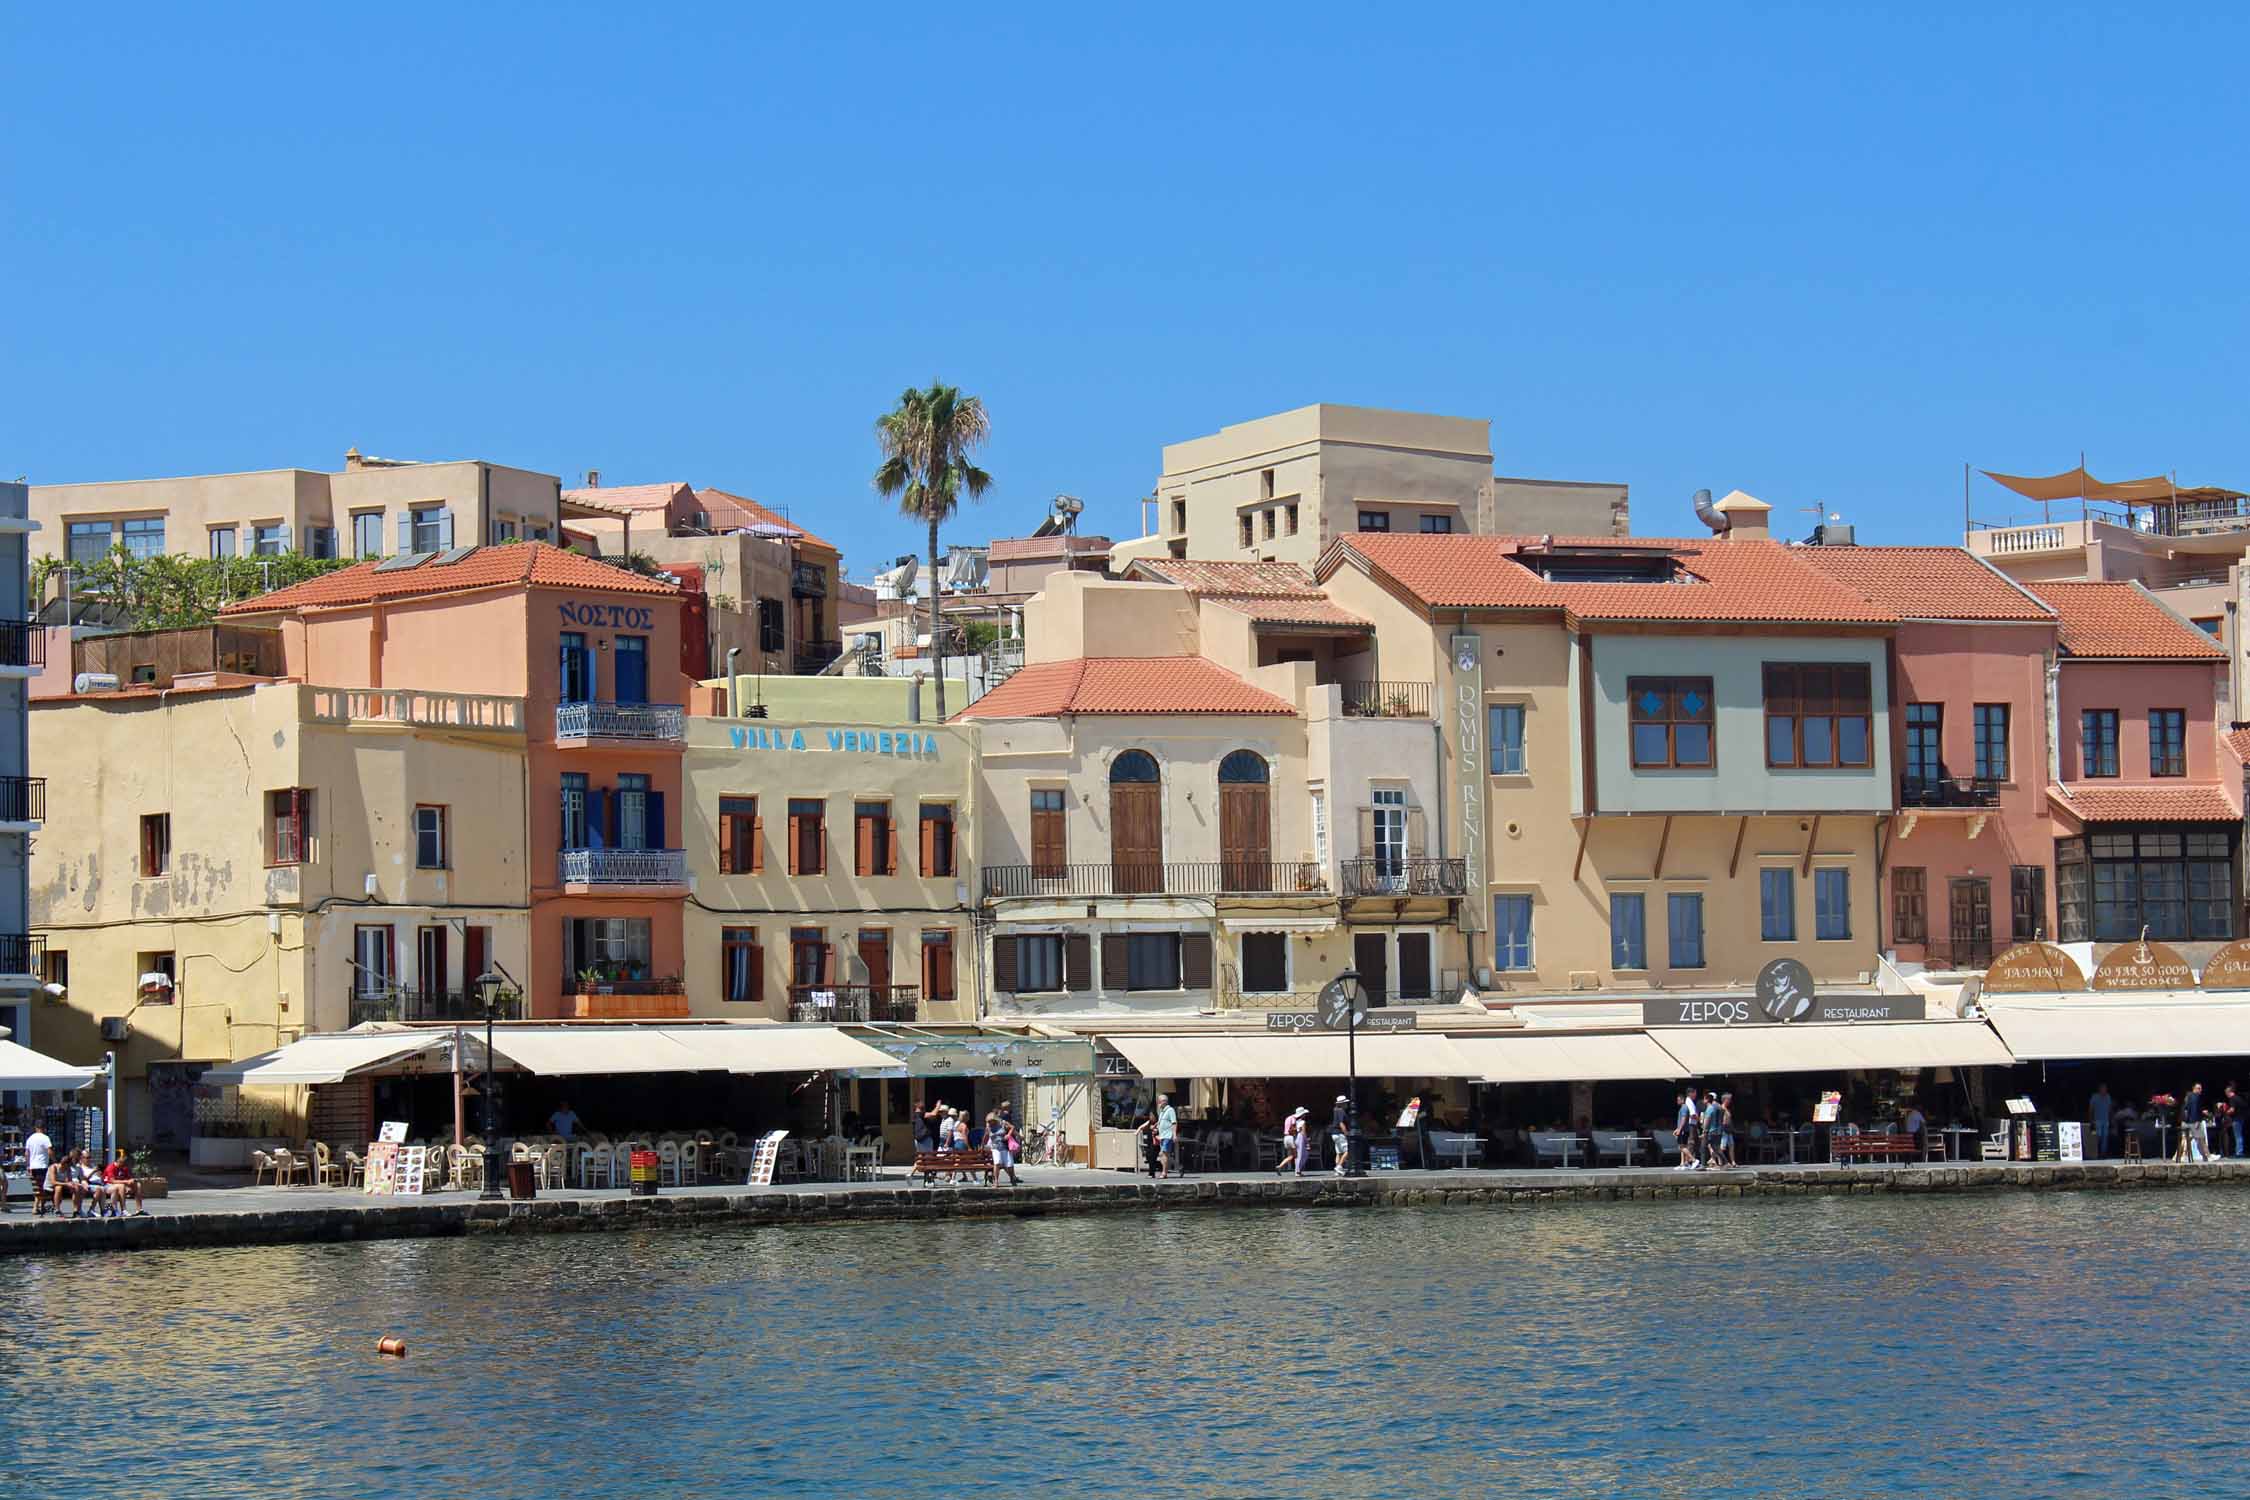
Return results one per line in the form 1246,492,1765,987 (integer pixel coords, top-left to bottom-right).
130,1146,168,1199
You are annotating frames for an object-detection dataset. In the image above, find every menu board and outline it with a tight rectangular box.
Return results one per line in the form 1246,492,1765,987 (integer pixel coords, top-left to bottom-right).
2032,1121,2059,1162
1813,1092,1842,1124
2058,1122,2084,1163
364,1141,400,1194
747,1130,789,1186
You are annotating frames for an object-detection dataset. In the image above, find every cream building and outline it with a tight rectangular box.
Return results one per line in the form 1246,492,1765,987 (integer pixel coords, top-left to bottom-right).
30,449,565,569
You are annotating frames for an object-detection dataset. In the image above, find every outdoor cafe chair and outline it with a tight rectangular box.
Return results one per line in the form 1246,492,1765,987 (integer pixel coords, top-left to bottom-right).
657,1140,683,1187
313,1142,346,1187
1650,1128,1680,1161
251,1150,275,1187
341,1149,365,1188
574,1144,602,1188
540,1144,568,1190
271,1148,309,1187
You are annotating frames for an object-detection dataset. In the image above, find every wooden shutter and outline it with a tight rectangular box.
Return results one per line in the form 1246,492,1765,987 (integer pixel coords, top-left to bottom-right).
748,942,764,1005
855,811,874,876
719,808,735,871
1100,934,1128,991
751,815,764,874
1065,933,1092,992
1181,933,1214,990
886,816,899,877
787,815,803,876
821,943,835,984
1406,807,1427,859
1358,807,1376,856
919,813,937,873
992,936,1019,993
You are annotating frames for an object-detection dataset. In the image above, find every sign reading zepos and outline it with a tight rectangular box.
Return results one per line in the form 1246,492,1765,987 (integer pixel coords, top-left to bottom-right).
1641,994,1926,1027
1264,1011,1416,1034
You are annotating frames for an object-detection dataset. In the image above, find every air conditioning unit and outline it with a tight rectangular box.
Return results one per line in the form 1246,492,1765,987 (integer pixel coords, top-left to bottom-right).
100,1017,129,1042
75,672,121,694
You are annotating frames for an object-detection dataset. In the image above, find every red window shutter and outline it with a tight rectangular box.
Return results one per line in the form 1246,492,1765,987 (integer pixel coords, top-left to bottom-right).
751,817,764,874
1067,934,1092,992
749,943,764,1005
855,813,874,877
886,818,899,877
718,811,735,872
788,816,802,876
919,814,937,873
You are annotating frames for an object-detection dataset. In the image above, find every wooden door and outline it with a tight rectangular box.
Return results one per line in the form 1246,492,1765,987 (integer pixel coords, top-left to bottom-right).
1220,781,1272,891
1110,782,1162,893
463,926,489,996
1353,933,1390,1005
1949,878,1992,967
1396,933,1433,1001
1030,790,1066,879
859,932,891,993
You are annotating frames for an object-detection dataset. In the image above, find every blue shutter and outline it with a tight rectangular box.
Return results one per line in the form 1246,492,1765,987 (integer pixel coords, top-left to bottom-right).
397,511,413,553
646,791,665,850
559,638,575,698
437,510,454,549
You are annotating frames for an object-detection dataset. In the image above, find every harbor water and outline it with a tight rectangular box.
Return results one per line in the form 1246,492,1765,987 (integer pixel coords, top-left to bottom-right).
0,1189,2223,1499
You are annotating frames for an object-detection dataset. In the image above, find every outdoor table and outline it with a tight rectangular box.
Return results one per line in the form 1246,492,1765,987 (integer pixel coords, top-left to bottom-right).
1551,1138,1582,1169
1938,1126,1977,1161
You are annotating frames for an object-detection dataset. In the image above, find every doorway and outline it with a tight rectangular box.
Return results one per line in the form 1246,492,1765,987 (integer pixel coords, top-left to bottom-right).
1219,750,1272,891
1353,933,1390,1003
1949,877,1993,967
1109,750,1162,893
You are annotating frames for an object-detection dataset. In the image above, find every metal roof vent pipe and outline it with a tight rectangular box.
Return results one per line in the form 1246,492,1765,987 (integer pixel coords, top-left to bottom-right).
1691,487,1729,535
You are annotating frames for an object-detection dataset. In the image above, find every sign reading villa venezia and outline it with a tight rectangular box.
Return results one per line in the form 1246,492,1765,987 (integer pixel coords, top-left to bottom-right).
727,725,943,757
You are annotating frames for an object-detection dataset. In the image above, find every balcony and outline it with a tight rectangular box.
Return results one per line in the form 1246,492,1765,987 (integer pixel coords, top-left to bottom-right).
558,847,688,887
554,700,686,744
795,639,843,675
791,563,828,599
560,976,689,1020
308,687,524,735
0,776,44,826
1900,776,2001,810
0,933,46,982
348,987,527,1028
1340,680,1432,719
982,861,1330,900
1917,939,1995,972
1340,858,1470,900
787,984,922,1023
0,620,47,672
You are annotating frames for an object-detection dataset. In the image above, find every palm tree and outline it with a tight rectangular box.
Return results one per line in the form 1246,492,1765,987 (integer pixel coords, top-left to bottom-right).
873,383,992,719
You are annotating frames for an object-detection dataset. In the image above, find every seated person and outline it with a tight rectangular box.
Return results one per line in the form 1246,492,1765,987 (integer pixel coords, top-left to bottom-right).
102,1150,149,1216
45,1154,82,1217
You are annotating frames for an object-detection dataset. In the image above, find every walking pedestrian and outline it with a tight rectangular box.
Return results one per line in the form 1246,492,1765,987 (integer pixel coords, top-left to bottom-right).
1155,1094,1179,1179
985,1105,1021,1186
1275,1108,1307,1174
23,1125,52,1216
1674,1089,1699,1171
1717,1092,1738,1168
2090,1083,2113,1159
1330,1094,1352,1177
1700,1090,1725,1169
2225,1083,2246,1157
2184,1082,2212,1163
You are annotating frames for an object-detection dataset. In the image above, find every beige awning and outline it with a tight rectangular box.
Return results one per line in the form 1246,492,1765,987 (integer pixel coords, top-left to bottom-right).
0,1038,100,1092
1650,1021,2012,1075
1453,1031,1686,1083
1983,997,2250,1061
1982,466,2175,504
483,1025,895,1077
202,1032,452,1087
659,1025,898,1074
1109,1032,1476,1079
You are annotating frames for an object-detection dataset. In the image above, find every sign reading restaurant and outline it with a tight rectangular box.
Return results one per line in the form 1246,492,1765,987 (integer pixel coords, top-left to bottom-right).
728,724,943,758
1641,994,1927,1027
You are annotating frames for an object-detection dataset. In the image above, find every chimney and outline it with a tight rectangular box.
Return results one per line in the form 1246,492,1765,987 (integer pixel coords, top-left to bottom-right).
344,447,364,471
585,469,601,489
1712,490,1771,541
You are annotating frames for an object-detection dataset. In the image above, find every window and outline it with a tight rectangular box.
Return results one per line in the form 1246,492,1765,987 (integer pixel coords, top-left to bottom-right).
2196,618,2223,637
306,525,336,559
1764,663,1873,769
855,800,896,876
1667,892,1705,969
1029,788,1066,877
139,814,170,877
1126,933,1182,991
1628,677,1714,769
615,773,650,850
757,598,784,654
2059,828,2236,942
1814,869,1850,940
1309,786,1329,867
1285,503,1299,536
722,927,761,1003
353,926,393,998
267,788,312,865
253,524,290,556
1170,500,1187,534
1893,867,1927,942
2081,710,2119,778
42,949,68,994
1904,704,1943,787
788,798,826,875
351,512,385,558
1357,510,1391,532
1610,892,1646,969
121,517,165,560
1239,514,1255,548
2150,709,2186,777
718,796,762,874
1018,934,1064,993
1261,508,1276,540
613,635,648,704
1488,704,1526,774
414,805,447,869
1760,868,1795,941
1240,932,1289,993
1493,895,1534,970
66,520,110,564
560,773,589,849
492,518,519,543
1372,786,1408,880
922,929,957,1003
526,522,551,543
919,803,956,877
2010,865,2045,942
1260,468,1276,501
1418,514,1453,534
408,508,449,553
208,528,237,560
416,926,448,998
559,631,591,702
1973,704,2010,783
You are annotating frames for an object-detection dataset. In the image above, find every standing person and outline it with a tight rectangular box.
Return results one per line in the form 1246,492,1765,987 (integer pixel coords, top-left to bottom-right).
1673,1089,1698,1171
1330,1094,1352,1178
2090,1083,2114,1160
23,1124,52,1216
1700,1090,1724,1170
984,1106,1020,1186
920,1099,949,1154
2225,1083,2246,1158
546,1100,583,1141
1902,1101,1927,1158
1717,1093,1739,1168
1156,1094,1179,1180
2183,1082,2211,1163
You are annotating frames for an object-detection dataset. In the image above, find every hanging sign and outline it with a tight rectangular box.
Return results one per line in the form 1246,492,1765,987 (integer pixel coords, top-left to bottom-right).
2091,938,2195,991
2198,939,2250,990
1264,1010,1416,1034
1980,943,2087,994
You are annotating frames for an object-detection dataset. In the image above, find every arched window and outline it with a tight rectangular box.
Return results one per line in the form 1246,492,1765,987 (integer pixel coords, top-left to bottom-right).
1219,750,1269,784
1110,750,1160,784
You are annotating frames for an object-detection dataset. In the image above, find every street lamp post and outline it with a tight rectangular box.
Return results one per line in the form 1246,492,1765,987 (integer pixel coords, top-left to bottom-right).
474,969,508,1200
1318,967,1371,1178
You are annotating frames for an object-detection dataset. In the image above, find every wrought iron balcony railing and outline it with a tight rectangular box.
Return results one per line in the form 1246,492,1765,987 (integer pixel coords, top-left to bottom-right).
349,987,527,1027
0,776,45,824
0,621,47,671
0,934,48,978
1340,858,1470,899
1900,775,2001,809
796,640,843,675
787,984,921,1023
557,847,688,886
791,563,828,598
560,974,686,997
554,700,686,743
1340,680,1432,719
982,861,1330,900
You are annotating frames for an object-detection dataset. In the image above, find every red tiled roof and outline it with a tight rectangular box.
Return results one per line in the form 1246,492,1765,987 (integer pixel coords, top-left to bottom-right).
561,482,690,513
2226,727,2250,767
1203,596,1372,630
2028,581,2226,660
2048,783,2239,823
1129,560,1323,597
1326,534,1897,625
955,657,1294,720
1797,547,2055,621
695,487,838,556
220,542,676,615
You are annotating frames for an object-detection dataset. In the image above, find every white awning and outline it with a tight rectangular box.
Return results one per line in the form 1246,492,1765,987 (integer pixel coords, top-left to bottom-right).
1453,1031,1686,1083
202,1032,451,1088
1650,1021,2012,1075
487,1025,898,1077
1983,997,2250,1061
0,1038,100,1091
660,1025,898,1074
1108,1032,1477,1079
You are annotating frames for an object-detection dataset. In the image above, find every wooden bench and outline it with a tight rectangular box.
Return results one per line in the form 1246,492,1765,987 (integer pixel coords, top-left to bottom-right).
913,1150,994,1186
1833,1132,1920,1165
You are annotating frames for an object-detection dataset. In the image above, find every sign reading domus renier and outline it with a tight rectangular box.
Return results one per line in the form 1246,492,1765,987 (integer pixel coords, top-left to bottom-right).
2091,938,2196,991
1980,942,2088,994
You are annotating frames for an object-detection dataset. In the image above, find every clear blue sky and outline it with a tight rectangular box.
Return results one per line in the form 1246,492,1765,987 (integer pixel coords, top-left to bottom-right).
7,7,2245,573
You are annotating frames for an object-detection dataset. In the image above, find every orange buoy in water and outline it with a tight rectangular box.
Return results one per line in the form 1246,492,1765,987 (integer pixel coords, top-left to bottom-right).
377,1337,407,1358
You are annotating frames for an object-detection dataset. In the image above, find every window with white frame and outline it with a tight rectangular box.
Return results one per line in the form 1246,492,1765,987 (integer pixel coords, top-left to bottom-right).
1493,895,1534,970
1018,934,1064,992
1309,787,1329,868
1488,704,1526,775
414,805,448,869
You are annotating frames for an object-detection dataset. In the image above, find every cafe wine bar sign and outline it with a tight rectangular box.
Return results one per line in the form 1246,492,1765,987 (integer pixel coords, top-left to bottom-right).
1980,942,2088,994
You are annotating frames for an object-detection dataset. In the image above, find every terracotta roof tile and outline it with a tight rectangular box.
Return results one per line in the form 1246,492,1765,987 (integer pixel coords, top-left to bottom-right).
561,482,690,513
1796,547,2055,621
219,542,676,615
1203,596,1372,630
2048,783,2239,823
955,657,1294,720
1128,560,1323,597
2226,727,2250,767
2028,581,2226,660
695,487,838,555
1327,534,1897,626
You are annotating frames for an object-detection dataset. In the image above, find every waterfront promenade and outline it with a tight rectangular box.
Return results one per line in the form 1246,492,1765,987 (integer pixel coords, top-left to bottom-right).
5,1156,2245,1256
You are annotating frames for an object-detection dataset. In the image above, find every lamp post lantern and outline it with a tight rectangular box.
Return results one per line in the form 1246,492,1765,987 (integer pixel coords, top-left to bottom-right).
474,968,508,1201
1317,967,1371,1177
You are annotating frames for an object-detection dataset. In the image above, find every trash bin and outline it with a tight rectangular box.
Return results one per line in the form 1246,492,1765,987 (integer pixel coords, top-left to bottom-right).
508,1160,538,1200
629,1149,660,1197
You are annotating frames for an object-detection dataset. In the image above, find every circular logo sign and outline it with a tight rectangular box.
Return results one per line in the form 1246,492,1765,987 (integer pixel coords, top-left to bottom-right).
1317,975,1370,1032
1755,958,1816,1023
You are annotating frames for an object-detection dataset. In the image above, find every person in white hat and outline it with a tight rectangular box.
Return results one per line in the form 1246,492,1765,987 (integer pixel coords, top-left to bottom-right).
1275,1106,1312,1176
